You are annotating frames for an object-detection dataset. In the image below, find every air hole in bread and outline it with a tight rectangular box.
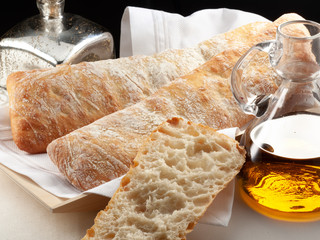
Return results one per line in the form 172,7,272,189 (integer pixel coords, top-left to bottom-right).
164,139,185,149
164,154,181,168
127,216,158,233
216,138,232,151
193,194,211,206
219,165,231,172
184,125,200,137
194,140,217,154
153,191,186,214
158,125,182,139
159,166,177,180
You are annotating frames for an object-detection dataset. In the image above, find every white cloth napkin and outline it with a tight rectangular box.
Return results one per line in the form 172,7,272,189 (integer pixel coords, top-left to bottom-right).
0,7,268,226
120,6,268,57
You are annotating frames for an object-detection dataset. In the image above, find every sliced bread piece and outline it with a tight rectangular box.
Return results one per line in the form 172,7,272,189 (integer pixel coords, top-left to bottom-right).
83,117,245,240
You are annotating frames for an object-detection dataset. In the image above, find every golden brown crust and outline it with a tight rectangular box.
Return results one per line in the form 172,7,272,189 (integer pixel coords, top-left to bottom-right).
7,60,148,153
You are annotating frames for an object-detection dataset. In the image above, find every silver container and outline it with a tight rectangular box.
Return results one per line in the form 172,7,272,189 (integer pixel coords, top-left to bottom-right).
0,0,115,104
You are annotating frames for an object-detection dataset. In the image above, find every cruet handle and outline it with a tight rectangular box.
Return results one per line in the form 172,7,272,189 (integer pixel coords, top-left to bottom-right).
230,40,275,117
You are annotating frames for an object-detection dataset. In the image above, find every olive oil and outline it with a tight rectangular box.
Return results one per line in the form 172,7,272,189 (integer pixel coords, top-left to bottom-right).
239,114,320,222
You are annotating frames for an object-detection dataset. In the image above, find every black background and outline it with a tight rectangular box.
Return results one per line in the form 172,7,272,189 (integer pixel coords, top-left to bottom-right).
0,0,319,57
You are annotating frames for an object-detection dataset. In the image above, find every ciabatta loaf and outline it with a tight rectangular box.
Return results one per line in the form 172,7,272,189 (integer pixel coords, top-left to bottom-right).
7,13,303,153
82,118,245,240
7,50,202,154
48,14,305,191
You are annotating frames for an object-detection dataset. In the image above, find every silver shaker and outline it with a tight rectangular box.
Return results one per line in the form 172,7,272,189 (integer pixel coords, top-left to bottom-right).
0,0,115,104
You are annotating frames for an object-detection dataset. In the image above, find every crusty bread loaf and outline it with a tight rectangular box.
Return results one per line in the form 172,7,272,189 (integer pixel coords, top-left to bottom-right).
82,117,246,240
7,49,202,154
7,13,303,154
47,14,305,191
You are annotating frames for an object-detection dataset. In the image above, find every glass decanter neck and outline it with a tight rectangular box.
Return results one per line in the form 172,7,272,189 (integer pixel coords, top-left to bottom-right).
36,0,65,19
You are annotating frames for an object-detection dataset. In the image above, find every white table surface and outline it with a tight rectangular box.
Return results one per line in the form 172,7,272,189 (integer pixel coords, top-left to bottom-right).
1,169,319,240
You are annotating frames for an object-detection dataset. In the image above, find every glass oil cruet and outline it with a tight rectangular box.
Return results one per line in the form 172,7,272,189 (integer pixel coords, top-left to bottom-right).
0,0,115,105
231,20,320,222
